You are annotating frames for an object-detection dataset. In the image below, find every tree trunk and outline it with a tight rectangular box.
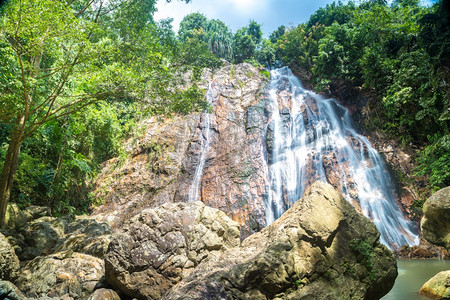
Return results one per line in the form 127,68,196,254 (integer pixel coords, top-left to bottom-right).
0,117,25,227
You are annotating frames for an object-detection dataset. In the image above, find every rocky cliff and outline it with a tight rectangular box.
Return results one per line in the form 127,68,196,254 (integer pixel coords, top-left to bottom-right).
91,63,423,247
92,63,269,235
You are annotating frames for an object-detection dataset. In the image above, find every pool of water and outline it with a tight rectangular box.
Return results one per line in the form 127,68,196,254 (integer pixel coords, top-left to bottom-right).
382,259,450,300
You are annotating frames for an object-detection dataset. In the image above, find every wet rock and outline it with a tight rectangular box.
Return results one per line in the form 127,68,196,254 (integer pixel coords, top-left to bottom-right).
165,181,397,300
0,233,19,281
105,201,240,300
0,280,27,300
87,288,120,300
421,186,450,250
15,251,104,299
367,130,422,220
419,270,450,299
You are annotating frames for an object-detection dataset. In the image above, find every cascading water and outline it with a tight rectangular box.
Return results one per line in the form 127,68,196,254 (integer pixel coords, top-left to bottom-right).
264,67,419,249
188,83,215,202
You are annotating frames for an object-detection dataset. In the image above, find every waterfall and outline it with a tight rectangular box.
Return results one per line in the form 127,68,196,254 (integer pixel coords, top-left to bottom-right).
188,83,215,202
264,67,419,249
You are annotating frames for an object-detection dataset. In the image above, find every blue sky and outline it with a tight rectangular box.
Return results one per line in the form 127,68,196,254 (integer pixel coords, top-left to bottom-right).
155,0,437,36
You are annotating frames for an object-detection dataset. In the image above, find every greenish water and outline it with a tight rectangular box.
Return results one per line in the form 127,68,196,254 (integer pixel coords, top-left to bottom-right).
382,259,450,300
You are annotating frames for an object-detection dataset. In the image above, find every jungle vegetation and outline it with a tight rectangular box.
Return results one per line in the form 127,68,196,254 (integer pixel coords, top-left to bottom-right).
0,0,448,224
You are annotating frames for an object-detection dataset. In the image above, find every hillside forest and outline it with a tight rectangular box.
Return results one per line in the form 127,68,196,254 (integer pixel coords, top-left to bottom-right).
0,0,448,225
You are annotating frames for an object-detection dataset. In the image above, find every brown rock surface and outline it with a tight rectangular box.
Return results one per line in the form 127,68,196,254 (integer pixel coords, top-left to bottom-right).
15,251,104,299
175,63,268,235
92,114,200,227
92,63,268,234
104,201,240,300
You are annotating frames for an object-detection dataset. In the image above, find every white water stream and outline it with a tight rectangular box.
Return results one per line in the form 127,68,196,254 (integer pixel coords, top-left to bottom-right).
188,83,215,202
264,67,419,249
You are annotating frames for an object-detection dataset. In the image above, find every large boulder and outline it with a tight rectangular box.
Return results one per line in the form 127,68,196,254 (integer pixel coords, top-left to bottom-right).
419,270,450,299
421,186,450,250
15,251,104,299
0,233,20,281
105,201,241,300
53,216,113,258
21,216,66,260
4,203,29,230
166,181,397,300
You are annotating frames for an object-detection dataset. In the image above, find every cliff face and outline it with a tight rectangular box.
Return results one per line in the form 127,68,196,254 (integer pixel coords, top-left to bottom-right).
92,63,269,234
174,64,268,235
91,64,419,247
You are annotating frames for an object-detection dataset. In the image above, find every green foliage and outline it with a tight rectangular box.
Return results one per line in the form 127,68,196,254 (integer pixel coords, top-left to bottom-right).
349,239,376,281
0,100,124,215
178,13,234,61
259,69,270,79
415,134,450,190
0,0,213,218
256,39,276,69
178,12,208,41
269,25,286,44
233,28,256,63
233,20,264,64
247,20,263,45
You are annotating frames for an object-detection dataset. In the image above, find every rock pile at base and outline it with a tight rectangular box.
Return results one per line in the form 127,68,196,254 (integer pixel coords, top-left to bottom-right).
417,187,450,300
106,181,397,300
0,204,113,300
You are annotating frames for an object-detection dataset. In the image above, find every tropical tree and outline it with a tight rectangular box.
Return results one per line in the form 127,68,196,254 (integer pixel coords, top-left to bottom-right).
178,12,208,41
232,20,263,63
256,39,276,68
0,0,193,226
205,19,233,61
178,13,233,61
